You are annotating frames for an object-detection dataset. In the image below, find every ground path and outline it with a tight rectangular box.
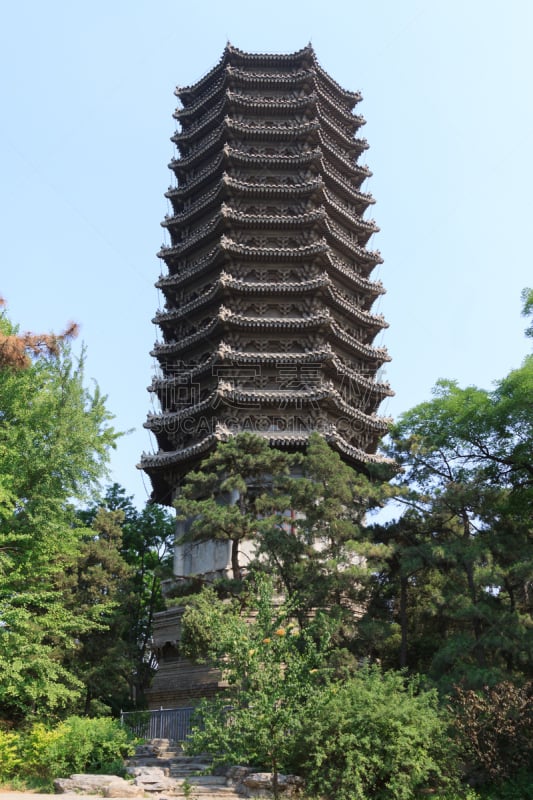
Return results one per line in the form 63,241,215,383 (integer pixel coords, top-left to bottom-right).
0,794,115,800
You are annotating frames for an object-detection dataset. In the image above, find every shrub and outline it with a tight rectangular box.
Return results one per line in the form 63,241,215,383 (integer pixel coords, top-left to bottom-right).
22,716,136,782
22,723,65,780
298,666,458,800
0,730,22,781
479,772,533,800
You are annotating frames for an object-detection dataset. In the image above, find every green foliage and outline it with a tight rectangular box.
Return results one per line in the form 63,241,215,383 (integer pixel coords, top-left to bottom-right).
0,308,174,722
521,286,533,338
182,581,456,799
299,667,457,800
176,432,394,634
61,508,134,716
119,497,175,704
258,432,396,630
0,309,118,722
2,478,174,720
183,577,332,792
378,355,533,689
26,715,135,781
0,717,135,786
175,433,296,581
79,483,175,709
476,773,533,800
0,730,22,780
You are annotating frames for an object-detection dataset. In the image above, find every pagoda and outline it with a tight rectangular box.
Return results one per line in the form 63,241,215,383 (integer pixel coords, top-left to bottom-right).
141,44,392,508
140,44,393,709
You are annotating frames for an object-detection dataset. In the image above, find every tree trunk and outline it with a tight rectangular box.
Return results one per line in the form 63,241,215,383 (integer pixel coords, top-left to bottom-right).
399,574,408,668
271,756,279,800
231,538,241,580
461,509,485,669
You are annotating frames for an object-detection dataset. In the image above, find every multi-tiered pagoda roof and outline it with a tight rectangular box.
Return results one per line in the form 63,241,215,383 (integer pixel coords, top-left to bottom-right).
141,44,393,504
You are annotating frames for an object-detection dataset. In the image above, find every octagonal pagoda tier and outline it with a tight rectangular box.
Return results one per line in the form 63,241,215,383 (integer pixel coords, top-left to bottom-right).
140,44,393,505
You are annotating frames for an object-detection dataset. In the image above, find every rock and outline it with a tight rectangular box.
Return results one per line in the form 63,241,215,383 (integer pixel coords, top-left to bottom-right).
54,774,144,796
133,738,172,758
127,765,168,779
226,766,254,784
131,765,178,793
237,771,305,797
104,779,146,797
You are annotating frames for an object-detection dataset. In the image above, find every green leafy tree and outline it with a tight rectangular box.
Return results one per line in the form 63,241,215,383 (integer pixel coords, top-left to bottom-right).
61,508,134,716
355,513,432,671
381,352,533,688
120,500,175,705
521,286,533,339
0,310,118,722
77,484,175,709
182,580,457,800
181,576,333,796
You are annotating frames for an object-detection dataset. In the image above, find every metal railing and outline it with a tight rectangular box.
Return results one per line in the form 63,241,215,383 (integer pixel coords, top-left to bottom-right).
120,706,194,742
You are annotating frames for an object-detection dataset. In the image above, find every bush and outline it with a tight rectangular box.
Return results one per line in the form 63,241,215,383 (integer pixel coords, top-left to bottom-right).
22,716,136,782
478,772,533,800
0,730,22,781
298,666,458,800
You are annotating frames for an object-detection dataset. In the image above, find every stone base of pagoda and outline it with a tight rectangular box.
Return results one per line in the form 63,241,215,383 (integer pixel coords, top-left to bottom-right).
172,536,258,583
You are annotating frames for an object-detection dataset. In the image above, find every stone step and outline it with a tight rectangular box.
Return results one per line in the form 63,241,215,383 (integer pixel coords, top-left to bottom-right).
173,789,241,799
170,769,215,776
175,776,227,786
170,774,216,781
177,794,242,799
128,739,217,785
127,757,174,768
167,754,211,763
168,756,214,778
173,795,242,800
170,770,215,779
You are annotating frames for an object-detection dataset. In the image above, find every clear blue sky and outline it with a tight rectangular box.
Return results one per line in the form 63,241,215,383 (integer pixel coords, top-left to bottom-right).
1,1,531,507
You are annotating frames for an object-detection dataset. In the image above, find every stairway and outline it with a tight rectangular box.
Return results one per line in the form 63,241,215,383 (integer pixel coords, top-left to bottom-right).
128,738,213,774
126,739,243,798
